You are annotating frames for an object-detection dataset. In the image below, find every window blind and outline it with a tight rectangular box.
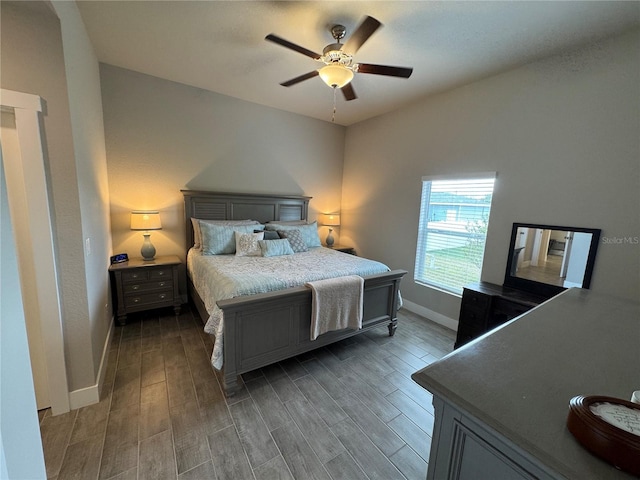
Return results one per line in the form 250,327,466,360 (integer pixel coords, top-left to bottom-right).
414,174,496,295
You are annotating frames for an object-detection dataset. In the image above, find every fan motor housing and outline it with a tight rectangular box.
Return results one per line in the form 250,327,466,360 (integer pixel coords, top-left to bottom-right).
323,43,343,55
322,44,353,66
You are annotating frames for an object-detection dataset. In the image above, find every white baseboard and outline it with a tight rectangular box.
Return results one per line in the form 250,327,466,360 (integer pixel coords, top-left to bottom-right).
401,299,459,332
68,318,114,410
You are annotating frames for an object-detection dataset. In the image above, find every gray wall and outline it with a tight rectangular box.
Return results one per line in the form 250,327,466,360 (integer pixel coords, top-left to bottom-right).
1,1,112,396
342,28,640,324
100,65,346,260
52,0,113,390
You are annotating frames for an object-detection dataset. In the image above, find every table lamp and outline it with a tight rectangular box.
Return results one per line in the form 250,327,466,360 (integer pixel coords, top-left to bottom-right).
130,211,162,260
320,213,341,247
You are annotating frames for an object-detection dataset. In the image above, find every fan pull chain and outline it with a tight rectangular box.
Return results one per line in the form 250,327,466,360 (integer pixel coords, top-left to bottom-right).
331,86,337,123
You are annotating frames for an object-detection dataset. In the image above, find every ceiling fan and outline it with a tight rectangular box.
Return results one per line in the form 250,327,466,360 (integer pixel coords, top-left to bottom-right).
265,16,413,101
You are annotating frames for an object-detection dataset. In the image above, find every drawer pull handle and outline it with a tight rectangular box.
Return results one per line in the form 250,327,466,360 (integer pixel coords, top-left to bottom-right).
158,271,165,276
131,273,139,279
133,298,140,303
158,282,165,287
132,285,140,290
159,294,166,299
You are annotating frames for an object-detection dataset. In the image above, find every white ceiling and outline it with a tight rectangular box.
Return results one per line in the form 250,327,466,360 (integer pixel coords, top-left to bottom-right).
77,1,640,126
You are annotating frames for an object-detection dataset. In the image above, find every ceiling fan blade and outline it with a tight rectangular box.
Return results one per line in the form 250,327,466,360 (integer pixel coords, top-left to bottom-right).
280,70,319,87
343,16,382,54
341,83,357,101
265,34,321,60
357,63,413,78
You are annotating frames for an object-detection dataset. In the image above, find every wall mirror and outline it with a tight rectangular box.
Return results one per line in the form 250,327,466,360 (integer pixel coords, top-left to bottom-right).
504,223,601,297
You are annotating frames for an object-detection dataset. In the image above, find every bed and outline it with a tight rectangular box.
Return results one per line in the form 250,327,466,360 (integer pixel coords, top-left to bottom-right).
183,190,407,396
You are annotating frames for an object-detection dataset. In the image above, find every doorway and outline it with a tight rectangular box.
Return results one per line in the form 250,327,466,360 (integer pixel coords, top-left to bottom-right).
1,89,69,415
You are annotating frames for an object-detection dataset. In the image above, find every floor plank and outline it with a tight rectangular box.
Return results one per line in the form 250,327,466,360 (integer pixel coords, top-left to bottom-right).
284,398,346,463
207,425,254,479
169,400,211,474
138,430,177,480
99,407,139,479
228,398,280,468
56,432,103,480
270,421,332,480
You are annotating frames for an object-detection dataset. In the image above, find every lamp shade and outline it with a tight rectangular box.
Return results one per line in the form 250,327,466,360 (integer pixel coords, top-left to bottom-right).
320,214,341,226
130,211,162,231
319,64,354,88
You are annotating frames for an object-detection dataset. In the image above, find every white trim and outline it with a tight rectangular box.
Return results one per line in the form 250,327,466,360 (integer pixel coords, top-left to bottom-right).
0,89,43,112
401,299,459,332
1,89,70,415
69,317,113,410
421,171,497,182
69,385,98,411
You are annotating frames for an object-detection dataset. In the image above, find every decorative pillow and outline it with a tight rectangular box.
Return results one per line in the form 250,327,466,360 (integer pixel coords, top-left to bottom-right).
265,221,321,248
258,229,281,240
235,231,264,257
201,223,265,255
192,218,259,249
259,238,294,257
277,229,308,253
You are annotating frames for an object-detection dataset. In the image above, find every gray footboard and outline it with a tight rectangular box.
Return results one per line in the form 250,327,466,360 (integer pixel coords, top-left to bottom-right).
216,269,407,396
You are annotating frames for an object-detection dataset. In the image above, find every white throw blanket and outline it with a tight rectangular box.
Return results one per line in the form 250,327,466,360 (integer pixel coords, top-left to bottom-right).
306,275,364,340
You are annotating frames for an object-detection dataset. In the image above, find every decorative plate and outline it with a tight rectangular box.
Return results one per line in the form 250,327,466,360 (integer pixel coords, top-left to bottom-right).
567,395,640,476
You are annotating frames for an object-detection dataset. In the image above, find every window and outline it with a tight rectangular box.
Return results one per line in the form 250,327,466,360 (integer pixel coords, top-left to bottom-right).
414,173,496,295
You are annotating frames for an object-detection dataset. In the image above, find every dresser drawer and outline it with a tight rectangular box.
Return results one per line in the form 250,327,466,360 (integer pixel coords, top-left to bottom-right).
459,307,487,329
123,280,173,294
461,289,490,310
124,290,174,309
487,297,532,329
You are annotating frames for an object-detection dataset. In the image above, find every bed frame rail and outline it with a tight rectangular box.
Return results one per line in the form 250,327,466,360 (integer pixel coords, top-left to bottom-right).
217,269,406,395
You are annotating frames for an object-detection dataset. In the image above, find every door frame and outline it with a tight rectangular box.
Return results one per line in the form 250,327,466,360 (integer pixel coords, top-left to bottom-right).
1,88,69,415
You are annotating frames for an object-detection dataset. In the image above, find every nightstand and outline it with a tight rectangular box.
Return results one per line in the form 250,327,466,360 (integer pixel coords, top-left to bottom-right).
328,244,356,255
109,255,182,325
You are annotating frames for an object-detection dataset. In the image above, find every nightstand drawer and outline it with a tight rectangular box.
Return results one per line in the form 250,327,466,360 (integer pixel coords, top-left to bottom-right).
150,268,173,280
123,280,173,294
122,270,150,283
124,290,173,308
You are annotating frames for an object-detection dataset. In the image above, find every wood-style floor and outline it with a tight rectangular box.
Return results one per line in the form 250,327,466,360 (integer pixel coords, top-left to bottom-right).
39,305,455,480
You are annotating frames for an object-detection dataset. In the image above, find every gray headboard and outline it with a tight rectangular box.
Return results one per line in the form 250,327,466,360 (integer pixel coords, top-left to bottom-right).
182,190,311,249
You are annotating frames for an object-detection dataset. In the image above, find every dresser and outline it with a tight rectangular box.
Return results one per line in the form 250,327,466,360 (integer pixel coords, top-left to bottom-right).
109,255,182,325
455,281,549,348
412,289,639,479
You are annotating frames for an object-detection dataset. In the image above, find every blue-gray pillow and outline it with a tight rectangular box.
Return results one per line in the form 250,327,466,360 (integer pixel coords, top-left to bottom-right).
201,223,265,255
257,229,280,240
277,229,308,253
265,221,321,248
259,238,294,257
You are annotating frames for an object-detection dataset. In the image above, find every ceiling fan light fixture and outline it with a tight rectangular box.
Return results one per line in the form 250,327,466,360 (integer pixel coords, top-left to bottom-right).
319,64,354,88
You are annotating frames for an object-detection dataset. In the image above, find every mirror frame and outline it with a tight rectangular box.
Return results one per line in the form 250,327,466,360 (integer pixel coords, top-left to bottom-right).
503,222,601,297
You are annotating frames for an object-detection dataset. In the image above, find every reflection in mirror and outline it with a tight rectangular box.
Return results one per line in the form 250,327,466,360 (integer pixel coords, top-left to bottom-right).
504,223,600,297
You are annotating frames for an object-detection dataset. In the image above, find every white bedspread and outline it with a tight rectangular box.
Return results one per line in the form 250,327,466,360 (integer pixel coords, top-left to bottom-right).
187,247,391,369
